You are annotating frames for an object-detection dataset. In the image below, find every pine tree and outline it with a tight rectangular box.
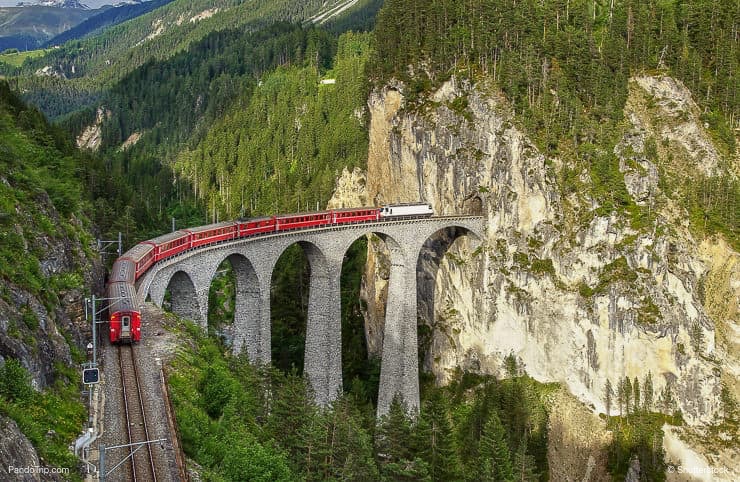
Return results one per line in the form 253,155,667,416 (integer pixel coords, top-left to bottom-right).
478,411,513,481
265,370,315,464
322,396,378,481
659,384,676,414
624,377,633,416
417,390,460,481
604,379,614,419
512,436,539,481
375,395,429,480
643,372,654,412
617,378,625,416
633,377,641,414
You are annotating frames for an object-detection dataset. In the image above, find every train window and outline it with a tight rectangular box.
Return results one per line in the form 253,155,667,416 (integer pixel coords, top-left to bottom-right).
122,316,130,327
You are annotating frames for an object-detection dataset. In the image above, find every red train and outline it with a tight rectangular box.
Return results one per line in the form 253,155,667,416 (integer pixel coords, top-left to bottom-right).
106,203,432,343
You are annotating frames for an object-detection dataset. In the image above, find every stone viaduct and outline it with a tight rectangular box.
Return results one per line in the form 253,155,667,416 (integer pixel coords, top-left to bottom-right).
136,216,484,415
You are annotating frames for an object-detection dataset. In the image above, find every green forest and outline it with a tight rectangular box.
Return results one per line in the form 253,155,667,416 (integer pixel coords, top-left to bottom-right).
168,325,681,481
169,323,558,481
0,81,93,296
373,0,738,248
0,0,382,120
174,31,373,219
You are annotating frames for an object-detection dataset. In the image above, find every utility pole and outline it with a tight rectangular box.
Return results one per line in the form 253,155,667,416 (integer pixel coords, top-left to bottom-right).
97,233,122,258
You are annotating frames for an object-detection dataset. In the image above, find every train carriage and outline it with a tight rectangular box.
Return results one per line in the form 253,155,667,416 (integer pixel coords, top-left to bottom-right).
184,221,237,249
116,243,156,281
332,207,380,224
145,230,191,261
106,202,435,346
109,258,136,285
275,211,332,231
107,281,141,343
237,216,276,237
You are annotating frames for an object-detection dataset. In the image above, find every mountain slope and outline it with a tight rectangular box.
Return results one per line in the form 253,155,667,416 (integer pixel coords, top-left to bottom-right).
332,0,738,477
42,0,173,47
0,79,103,474
20,0,375,82
0,5,96,50
4,0,379,122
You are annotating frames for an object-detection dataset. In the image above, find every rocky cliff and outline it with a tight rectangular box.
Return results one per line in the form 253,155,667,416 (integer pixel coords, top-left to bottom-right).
0,186,103,476
0,190,102,391
330,74,738,477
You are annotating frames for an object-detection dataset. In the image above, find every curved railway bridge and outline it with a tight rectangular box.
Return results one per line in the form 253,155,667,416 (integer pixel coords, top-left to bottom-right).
136,215,484,415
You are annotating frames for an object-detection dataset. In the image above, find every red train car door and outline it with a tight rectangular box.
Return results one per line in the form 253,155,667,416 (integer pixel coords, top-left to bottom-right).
121,314,131,341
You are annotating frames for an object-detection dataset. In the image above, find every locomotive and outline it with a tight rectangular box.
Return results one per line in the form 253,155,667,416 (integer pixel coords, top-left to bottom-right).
106,203,433,343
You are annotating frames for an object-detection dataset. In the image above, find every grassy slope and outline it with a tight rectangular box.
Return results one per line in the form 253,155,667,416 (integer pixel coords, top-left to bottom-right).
0,48,50,67
42,0,174,48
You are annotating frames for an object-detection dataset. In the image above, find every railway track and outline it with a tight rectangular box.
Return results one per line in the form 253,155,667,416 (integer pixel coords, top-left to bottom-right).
118,345,158,482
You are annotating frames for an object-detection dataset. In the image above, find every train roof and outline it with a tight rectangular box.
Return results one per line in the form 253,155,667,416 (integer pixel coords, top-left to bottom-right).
120,243,154,262
183,221,235,234
237,216,274,223
109,258,135,284
331,206,379,213
106,281,138,312
381,202,432,207
146,230,190,245
275,210,331,219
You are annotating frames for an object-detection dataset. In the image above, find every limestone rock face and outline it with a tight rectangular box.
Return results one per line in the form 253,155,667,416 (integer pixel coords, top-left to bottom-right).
328,76,739,434
0,188,101,391
546,388,612,481
663,425,739,482
327,167,369,209
0,416,45,482
629,76,724,177
76,107,111,151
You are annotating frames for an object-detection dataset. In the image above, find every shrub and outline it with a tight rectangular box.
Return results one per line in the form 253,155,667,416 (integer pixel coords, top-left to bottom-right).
0,358,33,403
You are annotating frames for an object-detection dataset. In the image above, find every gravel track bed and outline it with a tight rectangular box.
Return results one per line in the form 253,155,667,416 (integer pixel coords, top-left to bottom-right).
96,303,182,482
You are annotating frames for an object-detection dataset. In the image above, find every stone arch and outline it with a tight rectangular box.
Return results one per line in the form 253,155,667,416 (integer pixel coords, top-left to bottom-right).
164,270,204,326
415,225,483,378
416,225,483,325
133,216,485,415
333,228,421,416
209,253,261,358
332,230,408,408
270,239,340,405
371,223,482,416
